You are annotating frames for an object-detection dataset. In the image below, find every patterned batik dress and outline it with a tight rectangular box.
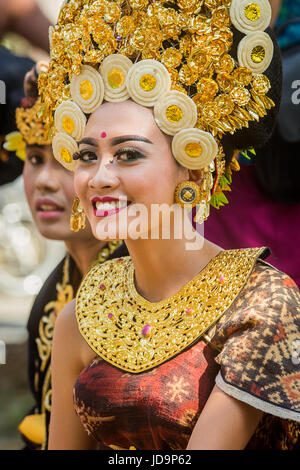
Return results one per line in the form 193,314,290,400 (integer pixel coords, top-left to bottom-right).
73,248,300,450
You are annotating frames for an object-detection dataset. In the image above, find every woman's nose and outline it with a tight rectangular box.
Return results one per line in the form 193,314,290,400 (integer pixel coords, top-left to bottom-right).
35,163,60,193
88,158,119,191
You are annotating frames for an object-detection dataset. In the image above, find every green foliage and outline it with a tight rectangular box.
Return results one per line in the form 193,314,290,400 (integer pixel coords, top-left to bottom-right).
210,191,229,210
240,147,256,161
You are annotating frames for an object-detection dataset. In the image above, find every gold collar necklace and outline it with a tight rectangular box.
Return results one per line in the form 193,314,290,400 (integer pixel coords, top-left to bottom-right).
76,247,268,374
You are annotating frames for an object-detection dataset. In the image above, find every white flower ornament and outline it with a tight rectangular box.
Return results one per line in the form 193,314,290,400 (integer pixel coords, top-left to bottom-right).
52,132,79,172
230,0,272,34
99,54,133,102
172,129,218,170
237,31,274,73
70,65,105,114
54,101,86,141
126,59,171,107
154,91,198,136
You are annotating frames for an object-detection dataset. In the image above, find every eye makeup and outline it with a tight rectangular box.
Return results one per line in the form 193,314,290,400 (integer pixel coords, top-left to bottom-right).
73,149,97,162
73,147,146,163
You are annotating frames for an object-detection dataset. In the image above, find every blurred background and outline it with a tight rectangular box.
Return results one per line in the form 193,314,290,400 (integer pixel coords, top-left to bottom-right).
0,0,63,449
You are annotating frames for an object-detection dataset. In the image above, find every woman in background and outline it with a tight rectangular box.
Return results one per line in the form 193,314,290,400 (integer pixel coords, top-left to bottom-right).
4,63,126,449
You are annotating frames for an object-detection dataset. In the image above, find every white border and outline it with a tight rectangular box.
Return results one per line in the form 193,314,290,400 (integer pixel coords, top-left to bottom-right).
216,371,300,422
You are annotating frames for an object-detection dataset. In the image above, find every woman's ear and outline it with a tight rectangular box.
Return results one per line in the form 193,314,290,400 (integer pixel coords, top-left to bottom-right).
189,169,204,185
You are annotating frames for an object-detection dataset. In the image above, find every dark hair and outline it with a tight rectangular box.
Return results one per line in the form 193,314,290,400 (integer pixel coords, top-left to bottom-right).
221,27,283,165
0,47,34,186
254,125,300,203
0,46,34,135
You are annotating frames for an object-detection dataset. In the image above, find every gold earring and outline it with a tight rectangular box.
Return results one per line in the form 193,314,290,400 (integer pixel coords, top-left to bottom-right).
70,197,86,232
174,181,202,208
174,181,212,227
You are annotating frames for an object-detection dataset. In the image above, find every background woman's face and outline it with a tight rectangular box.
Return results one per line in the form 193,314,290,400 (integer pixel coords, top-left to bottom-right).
23,144,95,242
74,100,188,241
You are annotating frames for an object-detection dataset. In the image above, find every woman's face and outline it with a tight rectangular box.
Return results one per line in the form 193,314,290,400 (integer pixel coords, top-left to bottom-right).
74,99,188,241
23,144,92,242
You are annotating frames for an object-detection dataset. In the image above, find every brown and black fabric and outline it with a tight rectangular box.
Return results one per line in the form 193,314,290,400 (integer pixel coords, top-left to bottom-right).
73,257,300,450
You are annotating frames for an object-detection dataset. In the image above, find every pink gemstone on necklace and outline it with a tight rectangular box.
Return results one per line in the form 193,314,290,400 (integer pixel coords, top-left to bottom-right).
186,308,192,315
219,276,225,283
100,132,107,138
142,324,152,337
108,313,113,319
100,283,105,290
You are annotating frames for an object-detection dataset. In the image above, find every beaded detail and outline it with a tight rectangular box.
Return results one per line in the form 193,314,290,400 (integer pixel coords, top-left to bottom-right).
76,248,268,374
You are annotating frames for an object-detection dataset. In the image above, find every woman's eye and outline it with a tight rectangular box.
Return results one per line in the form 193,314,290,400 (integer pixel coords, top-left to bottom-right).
115,149,144,162
28,155,43,166
75,150,97,162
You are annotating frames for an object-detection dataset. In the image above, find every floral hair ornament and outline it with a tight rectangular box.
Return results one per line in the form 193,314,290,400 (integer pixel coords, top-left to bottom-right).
3,132,26,161
3,61,52,161
39,0,275,223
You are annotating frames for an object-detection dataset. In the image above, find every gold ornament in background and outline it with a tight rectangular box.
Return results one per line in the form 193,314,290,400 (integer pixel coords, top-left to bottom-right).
70,197,86,232
16,97,52,146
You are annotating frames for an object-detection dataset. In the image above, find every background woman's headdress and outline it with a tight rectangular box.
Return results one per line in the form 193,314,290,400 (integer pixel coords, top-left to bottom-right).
4,62,52,161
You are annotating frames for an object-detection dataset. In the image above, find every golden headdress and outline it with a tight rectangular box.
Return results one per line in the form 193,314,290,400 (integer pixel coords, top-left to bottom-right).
4,62,52,161
38,0,276,217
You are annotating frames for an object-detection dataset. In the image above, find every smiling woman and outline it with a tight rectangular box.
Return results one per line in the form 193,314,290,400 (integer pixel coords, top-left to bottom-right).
38,0,300,451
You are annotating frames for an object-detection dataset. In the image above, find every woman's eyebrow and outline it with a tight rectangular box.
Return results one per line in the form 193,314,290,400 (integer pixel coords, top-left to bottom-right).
27,144,45,149
78,137,98,147
111,135,153,146
78,135,153,147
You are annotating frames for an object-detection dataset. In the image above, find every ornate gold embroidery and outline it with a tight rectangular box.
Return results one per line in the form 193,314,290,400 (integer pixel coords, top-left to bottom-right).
34,241,122,448
90,240,123,267
76,248,267,374
36,255,73,376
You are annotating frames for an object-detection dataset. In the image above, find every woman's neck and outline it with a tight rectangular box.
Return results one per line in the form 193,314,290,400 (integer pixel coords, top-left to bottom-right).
64,238,107,276
125,235,222,303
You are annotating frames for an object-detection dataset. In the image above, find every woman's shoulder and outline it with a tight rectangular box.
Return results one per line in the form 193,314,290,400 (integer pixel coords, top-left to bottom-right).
209,258,299,345
53,298,77,340
53,298,96,368
234,258,299,317
207,258,300,422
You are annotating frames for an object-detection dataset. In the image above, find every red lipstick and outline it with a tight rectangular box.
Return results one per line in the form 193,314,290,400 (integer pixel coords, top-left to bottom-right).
91,196,130,218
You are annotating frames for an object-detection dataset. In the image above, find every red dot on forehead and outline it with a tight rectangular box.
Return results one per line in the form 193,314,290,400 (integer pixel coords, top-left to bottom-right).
100,132,107,139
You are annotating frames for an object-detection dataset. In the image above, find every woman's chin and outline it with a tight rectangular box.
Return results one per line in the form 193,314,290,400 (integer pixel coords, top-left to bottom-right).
94,219,124,241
